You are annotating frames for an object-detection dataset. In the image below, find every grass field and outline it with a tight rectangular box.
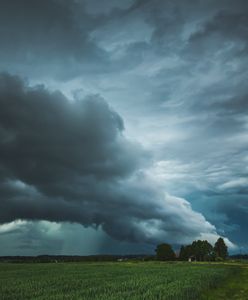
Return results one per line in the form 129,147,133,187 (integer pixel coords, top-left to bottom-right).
202,262,248,300
0,262,243,300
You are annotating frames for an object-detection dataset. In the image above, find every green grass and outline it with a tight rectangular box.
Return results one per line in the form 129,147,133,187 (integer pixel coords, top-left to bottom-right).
202,263,248,300
0,262,240,300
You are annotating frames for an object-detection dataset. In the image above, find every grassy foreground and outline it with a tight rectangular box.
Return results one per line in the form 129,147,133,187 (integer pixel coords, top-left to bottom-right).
0,262,241,300
202,263,248,300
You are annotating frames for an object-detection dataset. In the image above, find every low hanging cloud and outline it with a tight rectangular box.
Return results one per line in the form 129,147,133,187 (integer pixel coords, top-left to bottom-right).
0,73,233,247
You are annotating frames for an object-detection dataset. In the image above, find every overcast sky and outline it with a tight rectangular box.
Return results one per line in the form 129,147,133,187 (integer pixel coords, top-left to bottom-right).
0,0,247,255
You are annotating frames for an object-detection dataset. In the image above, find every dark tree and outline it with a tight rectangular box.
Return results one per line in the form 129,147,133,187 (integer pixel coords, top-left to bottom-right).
214,237,228,260
179,245,186,260
191,240,213,261
179,241,213,261
156,243,176,261
179,245,192,261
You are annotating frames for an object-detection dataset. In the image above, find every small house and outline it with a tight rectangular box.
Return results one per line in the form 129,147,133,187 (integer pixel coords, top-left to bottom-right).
188,256,196,262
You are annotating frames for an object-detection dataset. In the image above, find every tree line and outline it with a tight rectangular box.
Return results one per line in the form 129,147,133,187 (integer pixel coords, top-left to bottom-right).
156,237,228,261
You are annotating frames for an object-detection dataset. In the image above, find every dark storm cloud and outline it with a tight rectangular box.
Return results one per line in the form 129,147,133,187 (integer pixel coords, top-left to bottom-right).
0,72,142,221
0,73,142,185
0,73,221,246
83,0,248,251
1,0,248,77
189,8,248,44
0,0,246,253
0,0,108,78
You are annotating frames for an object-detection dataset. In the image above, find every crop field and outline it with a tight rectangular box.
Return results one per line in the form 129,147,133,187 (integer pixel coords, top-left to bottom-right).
0,262,241,300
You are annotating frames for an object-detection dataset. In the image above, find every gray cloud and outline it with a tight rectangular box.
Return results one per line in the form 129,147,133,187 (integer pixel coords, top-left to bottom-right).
189,8,248,44
0,73,226,248
0,0,109,79
0,0,247,253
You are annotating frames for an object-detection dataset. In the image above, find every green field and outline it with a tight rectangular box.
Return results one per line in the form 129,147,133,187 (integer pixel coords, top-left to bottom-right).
0,262,245,300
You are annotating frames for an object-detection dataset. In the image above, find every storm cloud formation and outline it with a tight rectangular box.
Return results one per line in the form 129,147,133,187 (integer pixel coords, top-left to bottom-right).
0,0,247,254
0,73,224,248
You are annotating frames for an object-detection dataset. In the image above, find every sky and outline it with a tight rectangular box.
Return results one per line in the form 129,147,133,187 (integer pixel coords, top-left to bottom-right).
0,0,247,256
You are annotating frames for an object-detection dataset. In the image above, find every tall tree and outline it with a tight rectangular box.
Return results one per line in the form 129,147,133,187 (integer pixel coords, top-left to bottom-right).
191,240,213,261
214,237,228,259
179,245,192,261
156,243,176,261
